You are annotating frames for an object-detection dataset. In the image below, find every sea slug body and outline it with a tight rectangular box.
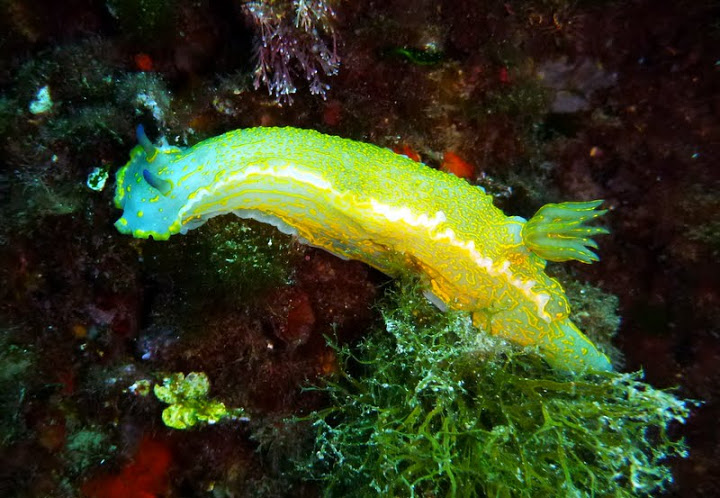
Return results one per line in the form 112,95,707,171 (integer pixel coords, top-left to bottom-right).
114,126,612,373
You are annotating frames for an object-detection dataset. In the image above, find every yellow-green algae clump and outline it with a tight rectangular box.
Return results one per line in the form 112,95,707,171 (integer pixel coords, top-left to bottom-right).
301,279,694,497
154,372,246,430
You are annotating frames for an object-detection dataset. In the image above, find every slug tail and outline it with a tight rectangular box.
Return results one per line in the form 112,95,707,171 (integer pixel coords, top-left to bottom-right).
522,200,609,264
547,318,614,373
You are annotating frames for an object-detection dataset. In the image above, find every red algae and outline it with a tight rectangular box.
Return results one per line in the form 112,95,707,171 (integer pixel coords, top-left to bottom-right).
82,437,172,498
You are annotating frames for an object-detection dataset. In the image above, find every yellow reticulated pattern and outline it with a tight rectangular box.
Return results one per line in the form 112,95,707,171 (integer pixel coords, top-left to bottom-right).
114,126,612,373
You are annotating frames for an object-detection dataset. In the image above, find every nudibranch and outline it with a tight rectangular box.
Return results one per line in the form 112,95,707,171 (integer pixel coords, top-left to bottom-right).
114,125,612,373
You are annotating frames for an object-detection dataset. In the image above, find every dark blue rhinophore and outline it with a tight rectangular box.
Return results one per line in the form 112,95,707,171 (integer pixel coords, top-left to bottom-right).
142,168,173,196
136,124,158,159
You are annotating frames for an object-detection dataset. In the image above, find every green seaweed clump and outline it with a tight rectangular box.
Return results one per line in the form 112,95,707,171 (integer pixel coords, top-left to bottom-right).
154,372,246,430
302,279,693,497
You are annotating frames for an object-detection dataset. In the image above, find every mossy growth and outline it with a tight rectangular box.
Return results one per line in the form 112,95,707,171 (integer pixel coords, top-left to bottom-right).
65,427,114,474
106,0,176,42
0,96,17,136
0,331,34,445
154,372,246,430
7,39,173,163
300,278,693,497
201,219,297,300
484,77,551,125
144,217,299,311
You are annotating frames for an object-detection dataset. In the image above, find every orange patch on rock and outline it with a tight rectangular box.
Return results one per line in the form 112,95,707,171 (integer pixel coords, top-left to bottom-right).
441,151,475,179
82,437,171,498
392,144,421,162
134,53,154,72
